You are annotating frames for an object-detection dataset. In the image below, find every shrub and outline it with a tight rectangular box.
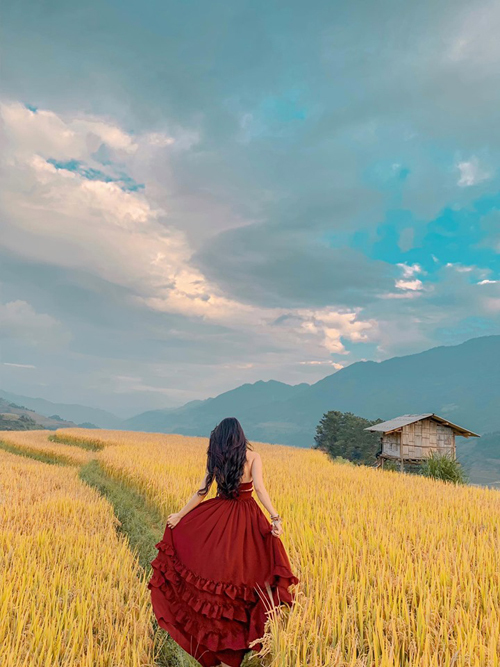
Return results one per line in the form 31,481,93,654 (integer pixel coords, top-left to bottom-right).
382,459,400,472
420,451,468,485
331,455,356,466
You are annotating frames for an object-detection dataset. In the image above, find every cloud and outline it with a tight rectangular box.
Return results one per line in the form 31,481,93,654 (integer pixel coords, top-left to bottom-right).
446,1,500,67
193,223,395,309
1,103,139,160
3,362,36,369
457,157,492,187
0,299,70,347
0,101,381,373
397,263,424,278
1,0,500,409
476,210,500,253
364,262,500,356
110,375,180,395
395,279,424,291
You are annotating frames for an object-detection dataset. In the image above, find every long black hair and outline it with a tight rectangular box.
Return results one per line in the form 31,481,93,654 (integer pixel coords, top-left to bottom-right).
198,417,253,499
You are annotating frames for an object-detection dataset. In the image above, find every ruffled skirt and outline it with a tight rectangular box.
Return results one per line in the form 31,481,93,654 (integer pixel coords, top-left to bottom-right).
148,491,299,667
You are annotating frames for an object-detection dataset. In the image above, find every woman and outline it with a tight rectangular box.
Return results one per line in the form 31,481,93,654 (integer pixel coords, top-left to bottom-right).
148,417,299,667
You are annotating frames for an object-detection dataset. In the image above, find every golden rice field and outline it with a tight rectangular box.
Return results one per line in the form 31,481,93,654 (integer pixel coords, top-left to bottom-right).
2,427,500,667
0,429,95,465
0,447,153,667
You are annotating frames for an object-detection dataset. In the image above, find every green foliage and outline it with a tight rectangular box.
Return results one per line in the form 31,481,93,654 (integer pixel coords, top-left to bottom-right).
49,433,104,451
313,410,383,465
382,460,400,472
0,413,41,431
420,451,468,485
79,459,165,570
77,422,100,429
330,455,356,466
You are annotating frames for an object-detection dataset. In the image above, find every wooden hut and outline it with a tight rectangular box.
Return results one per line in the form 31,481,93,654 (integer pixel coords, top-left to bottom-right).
365,413,479,470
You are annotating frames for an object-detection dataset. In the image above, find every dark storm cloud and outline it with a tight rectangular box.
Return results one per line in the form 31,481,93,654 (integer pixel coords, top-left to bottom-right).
194,224,395,308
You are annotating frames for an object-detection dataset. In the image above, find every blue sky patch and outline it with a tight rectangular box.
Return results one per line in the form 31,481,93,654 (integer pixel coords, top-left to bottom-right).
47,159,144,192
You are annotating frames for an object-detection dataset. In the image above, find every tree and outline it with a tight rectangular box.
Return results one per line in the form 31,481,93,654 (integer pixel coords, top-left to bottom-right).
313,410,383,465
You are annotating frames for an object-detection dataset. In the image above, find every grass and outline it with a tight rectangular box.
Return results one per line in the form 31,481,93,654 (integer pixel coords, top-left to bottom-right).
78,459,195,667
78,459,165,570
49,432,105,451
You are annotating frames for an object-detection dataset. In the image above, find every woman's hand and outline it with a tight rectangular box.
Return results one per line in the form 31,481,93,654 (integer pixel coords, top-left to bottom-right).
271,519,283,537
167,512,182,529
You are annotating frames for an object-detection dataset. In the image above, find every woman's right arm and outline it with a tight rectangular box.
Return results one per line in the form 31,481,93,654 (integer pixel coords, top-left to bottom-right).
251,452,283,536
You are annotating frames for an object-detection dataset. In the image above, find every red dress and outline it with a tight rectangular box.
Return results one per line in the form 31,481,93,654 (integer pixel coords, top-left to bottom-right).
148,480,299,667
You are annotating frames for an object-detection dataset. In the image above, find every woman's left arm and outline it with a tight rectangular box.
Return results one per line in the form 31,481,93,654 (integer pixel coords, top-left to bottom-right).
167,471,211,528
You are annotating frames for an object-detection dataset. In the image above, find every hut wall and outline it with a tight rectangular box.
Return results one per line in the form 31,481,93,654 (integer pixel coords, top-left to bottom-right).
398,418,455,460
382,431,401,458
436,424,455,456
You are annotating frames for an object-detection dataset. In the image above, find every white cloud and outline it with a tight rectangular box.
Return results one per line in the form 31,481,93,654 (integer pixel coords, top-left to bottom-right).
395,279,424,291
0,300,70,347
445,262,474,272
385,263,426,296
0,101,379,360
397,262,424,278
3,362,36,369
456,157,491,187
446,2,500,67
299,360,344,369
379,290,426,300
1,103,137,159
145,132,175,147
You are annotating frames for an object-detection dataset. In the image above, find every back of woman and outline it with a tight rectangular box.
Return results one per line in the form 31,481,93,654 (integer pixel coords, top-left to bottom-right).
148,416,299,667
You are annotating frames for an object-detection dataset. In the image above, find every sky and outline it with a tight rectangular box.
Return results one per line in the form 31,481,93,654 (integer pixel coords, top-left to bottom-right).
1,0,500,417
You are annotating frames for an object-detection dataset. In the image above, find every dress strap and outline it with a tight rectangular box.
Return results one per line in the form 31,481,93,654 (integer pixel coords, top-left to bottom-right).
238,480,253,492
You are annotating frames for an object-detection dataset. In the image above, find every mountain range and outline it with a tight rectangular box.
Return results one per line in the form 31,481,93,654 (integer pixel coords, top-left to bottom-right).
0,390,123,429
123,335,500,446
2,335,499,486
0,397,79,430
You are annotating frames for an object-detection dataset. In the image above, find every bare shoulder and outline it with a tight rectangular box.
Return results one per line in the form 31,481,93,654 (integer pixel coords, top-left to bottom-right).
247,450,261,463
245,450,261,472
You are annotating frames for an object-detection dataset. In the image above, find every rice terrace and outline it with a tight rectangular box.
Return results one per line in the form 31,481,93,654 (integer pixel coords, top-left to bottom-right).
1,427,499,667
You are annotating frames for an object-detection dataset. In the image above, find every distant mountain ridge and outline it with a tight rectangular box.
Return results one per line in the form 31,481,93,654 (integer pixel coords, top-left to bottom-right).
0,398,78,430
458,431,500,488
123,379,309,435
0,390,123,429
123,335,500,447
2,334,499,487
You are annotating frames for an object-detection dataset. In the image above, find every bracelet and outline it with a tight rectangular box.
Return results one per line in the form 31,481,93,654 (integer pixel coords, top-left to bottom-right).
270,514,282,521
